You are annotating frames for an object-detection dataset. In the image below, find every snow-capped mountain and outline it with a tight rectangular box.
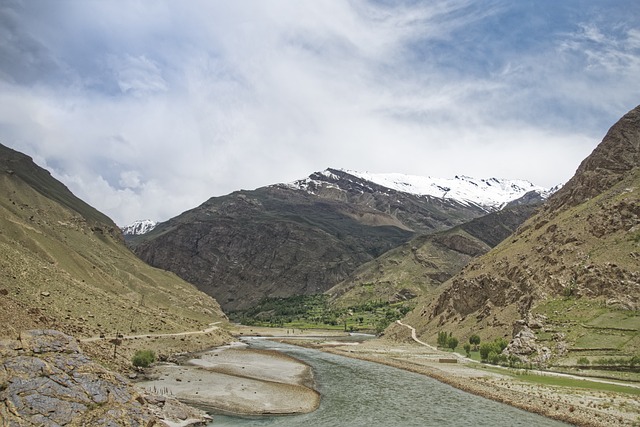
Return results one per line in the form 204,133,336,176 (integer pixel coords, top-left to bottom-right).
287,169,555,212
121,219,157,236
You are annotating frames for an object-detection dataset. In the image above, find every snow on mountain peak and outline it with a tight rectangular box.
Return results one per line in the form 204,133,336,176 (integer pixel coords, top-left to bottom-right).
286,168,554,211
344,170,550,210
121,219,157,236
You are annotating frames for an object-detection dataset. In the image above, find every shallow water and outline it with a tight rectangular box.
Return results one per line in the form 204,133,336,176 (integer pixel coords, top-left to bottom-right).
207,339,569,426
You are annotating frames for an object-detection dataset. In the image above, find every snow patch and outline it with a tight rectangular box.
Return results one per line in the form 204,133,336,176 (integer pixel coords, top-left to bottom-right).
121,219,157,236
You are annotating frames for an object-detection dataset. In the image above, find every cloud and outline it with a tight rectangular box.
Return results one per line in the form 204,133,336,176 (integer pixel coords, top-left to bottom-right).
108,55,168,96
0,0,639,225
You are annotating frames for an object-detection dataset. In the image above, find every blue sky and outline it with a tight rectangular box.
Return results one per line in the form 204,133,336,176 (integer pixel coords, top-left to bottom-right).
1,0,639,225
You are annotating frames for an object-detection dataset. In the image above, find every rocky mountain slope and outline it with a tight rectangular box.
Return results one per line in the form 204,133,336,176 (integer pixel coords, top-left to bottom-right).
130,168,549,311
328,204,540,308
0,143,230,365
390,105,640,364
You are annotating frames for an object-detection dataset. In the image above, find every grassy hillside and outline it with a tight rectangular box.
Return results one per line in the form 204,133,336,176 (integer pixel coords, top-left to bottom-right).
0,144,230,368
327,205,538,309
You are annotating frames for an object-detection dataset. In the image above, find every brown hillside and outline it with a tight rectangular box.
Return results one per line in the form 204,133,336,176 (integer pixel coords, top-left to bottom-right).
390,105,640,364
0,143,230,368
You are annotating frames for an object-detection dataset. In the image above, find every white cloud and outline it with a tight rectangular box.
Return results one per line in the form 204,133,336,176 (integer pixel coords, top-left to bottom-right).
109,55,168,96
0,1,639,225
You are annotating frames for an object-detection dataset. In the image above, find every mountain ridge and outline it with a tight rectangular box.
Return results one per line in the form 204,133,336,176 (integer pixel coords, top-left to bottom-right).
130,168,552,312
124,169,553,235
327,204,541,309
283,168,552,213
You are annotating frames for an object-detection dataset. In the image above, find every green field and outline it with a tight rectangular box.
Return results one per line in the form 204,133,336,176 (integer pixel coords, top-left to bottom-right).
229,294,414,333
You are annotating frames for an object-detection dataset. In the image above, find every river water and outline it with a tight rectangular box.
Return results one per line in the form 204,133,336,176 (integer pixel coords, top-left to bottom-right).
208,338,569,427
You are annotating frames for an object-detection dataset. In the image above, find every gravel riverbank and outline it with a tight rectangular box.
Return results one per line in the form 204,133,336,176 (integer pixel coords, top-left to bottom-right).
136,343,320,416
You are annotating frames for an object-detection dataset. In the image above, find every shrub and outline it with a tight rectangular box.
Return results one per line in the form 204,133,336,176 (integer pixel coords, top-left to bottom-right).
577,357,590,366
132,349,156,368
508,354,521,367
495,337,509,353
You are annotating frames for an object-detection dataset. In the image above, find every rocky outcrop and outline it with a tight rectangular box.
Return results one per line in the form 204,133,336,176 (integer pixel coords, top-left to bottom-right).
0,330,210,426
505,314,564,367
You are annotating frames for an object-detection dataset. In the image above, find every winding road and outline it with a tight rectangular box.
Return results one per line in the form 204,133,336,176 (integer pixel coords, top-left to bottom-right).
80,322,222,343
395,320,438,351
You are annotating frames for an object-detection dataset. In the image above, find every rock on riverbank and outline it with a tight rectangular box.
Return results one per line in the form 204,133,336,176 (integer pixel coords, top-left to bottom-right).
0,329,210,426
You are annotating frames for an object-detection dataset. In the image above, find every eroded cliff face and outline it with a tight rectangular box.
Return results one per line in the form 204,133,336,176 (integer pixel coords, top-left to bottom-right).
0,329,209,426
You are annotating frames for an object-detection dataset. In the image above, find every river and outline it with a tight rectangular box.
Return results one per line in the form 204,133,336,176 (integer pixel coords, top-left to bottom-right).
208,338,569,426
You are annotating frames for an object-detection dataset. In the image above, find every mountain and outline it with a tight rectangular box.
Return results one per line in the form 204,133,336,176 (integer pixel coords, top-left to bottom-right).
122,219,158,236
0,143,229,367
327,204,540,308
130,168,551,312
326,170,551,211
390,105,640,364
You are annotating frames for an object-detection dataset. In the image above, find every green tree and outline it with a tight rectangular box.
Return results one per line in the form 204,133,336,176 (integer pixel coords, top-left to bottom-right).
479,342,494,361
495,337,509,353
132,349,156,368
447,336,459,351
469,334,481,350
437,331,450,348
463,343,471,357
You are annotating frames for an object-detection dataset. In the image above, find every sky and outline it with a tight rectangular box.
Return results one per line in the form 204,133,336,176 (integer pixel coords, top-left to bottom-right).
1,1,639,226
